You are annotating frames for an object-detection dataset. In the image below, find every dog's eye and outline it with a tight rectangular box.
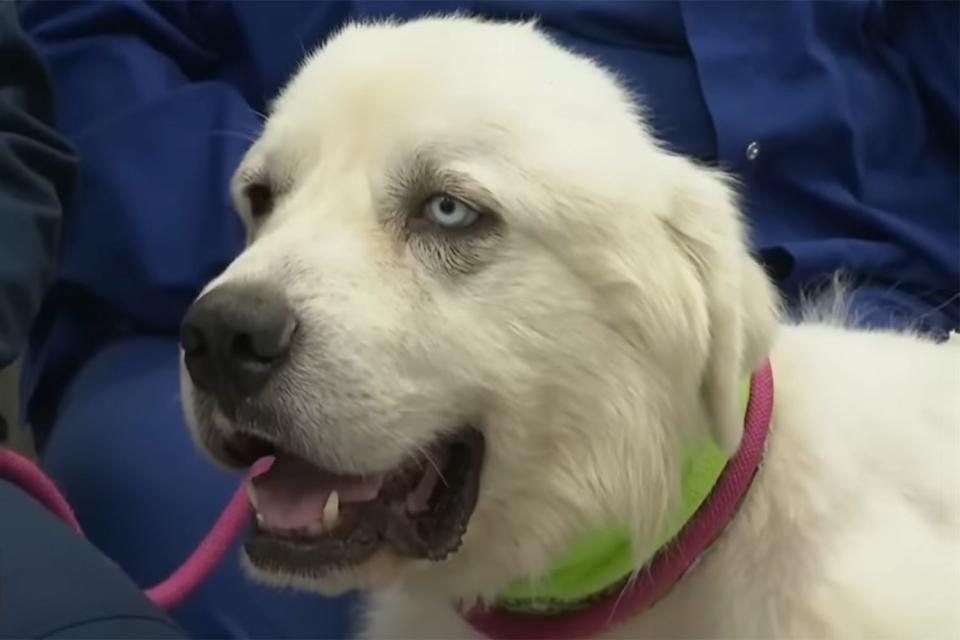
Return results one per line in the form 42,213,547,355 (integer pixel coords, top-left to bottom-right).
421,194,480,230
245,182,275,220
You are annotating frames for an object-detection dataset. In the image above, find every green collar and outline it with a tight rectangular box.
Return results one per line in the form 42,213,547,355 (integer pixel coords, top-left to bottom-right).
495,381,751,614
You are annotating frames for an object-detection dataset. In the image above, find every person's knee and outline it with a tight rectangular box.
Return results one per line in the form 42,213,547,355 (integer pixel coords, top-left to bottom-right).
42,338,240,578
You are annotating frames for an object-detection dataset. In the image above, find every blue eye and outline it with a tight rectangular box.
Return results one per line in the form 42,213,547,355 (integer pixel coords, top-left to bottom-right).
423,194,480,229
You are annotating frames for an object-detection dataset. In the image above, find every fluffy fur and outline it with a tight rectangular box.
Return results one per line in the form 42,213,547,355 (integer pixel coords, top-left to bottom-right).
181,16,960,638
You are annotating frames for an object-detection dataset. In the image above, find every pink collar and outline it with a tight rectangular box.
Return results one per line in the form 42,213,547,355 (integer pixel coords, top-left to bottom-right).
463,359,775,640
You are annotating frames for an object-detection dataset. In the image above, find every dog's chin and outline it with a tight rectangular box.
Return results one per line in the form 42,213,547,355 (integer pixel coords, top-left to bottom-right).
241,548,409,595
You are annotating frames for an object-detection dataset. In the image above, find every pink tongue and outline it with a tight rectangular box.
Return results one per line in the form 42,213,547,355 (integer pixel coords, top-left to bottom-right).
250,455,383,531
250,455,275,479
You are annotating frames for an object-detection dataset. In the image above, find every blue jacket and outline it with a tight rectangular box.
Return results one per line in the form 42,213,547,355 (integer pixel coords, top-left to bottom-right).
18,0,960,435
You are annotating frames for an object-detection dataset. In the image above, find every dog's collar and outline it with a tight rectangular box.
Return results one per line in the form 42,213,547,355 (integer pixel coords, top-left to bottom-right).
463,360,774,640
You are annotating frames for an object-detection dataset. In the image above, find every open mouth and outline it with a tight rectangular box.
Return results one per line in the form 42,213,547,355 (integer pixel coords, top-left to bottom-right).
220,428,485,576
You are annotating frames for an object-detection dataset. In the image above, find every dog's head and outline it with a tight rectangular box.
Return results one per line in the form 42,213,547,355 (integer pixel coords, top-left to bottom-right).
180,17,779,601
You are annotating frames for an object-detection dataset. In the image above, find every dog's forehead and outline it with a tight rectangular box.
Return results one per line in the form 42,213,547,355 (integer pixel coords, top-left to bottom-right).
256,19,628,170
285,19,557,116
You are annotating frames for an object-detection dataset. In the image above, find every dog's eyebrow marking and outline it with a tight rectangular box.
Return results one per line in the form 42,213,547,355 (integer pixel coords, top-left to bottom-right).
236,166,262,186
383,150,503,218
232,161,296,242
235,163,294,205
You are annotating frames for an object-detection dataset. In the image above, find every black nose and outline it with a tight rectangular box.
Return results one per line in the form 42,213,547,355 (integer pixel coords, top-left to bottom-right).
180,282,296,399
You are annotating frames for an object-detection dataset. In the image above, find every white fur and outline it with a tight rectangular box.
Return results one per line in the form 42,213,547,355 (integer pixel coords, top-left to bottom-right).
182,16,960,638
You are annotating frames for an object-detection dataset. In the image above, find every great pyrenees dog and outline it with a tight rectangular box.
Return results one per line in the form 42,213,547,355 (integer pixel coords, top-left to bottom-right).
179,16,960,639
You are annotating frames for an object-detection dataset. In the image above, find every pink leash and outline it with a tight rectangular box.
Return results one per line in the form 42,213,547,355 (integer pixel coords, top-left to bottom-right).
0,447,251,611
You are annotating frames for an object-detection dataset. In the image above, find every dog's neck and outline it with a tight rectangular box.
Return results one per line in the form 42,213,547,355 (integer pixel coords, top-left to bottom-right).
494,418,740,614
463,361,775,639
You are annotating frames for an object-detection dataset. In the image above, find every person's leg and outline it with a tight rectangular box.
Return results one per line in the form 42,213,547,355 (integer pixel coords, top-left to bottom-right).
0,479,185,639
40,337,360,639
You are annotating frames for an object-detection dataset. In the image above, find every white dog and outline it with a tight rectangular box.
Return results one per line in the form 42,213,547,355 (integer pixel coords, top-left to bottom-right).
179,16,960,639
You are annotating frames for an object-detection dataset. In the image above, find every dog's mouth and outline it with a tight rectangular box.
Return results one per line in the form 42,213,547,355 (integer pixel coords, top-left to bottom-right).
220,428,485,576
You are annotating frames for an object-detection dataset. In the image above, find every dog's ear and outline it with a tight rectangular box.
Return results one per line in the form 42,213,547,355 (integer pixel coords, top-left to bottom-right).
664,164,779,453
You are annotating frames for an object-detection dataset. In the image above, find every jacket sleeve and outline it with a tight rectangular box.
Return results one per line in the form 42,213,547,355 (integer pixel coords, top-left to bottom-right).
18,0,254,335
781,0,959,337
0,1,76,367
867,0,960,337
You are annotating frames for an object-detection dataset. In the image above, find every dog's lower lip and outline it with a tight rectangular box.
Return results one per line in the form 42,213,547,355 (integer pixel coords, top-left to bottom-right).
247,504,386,574
243,428,485,575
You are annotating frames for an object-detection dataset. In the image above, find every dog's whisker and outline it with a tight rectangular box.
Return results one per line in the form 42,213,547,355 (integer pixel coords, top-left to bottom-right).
423,451,448,488
205,129,261,143
383,429,449,488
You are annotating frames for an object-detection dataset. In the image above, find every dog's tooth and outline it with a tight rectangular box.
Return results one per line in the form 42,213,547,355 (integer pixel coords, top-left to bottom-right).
245,481,259,510
255,512,265,526
323,490,340,530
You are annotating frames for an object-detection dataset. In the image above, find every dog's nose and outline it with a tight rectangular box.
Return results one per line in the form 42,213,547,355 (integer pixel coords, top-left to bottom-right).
180,282,296,399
